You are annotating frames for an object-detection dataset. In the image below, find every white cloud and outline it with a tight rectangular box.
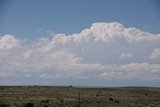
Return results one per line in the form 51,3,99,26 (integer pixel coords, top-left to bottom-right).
0,22,160,86
150,48,160,59
0,34,20,50
119,53,134,60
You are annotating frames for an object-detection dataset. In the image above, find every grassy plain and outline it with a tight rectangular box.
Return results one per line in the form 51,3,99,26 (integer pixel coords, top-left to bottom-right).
0,86,160,107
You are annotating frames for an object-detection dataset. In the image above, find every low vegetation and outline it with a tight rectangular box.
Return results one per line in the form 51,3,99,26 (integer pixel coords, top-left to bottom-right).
0,86,160,107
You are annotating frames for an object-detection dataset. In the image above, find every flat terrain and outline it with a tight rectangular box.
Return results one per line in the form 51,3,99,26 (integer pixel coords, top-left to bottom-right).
0,86,160,107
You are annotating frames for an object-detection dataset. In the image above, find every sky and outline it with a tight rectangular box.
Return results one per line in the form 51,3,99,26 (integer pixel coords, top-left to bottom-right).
0,0,160,86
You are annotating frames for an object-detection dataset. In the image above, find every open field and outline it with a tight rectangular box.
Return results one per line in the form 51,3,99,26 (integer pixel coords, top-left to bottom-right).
0,86,160,107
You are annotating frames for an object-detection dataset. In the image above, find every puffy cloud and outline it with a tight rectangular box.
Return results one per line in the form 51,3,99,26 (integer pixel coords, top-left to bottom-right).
0,34,20,50
0,22,160,86
97,63,160,81
150,48,160,59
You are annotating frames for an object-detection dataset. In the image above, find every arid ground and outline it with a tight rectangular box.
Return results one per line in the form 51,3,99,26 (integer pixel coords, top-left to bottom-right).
0,86,160,107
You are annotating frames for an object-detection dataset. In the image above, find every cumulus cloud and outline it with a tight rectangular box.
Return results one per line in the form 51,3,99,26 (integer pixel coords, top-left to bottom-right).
97,63,160,81
0,34,20,50
0,22,160,86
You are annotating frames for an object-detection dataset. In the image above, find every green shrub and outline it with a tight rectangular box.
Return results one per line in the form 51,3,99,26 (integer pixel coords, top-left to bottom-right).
25,102,33,107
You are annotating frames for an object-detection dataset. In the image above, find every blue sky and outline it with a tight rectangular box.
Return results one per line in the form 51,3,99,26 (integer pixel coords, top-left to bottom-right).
0,0,160,40
0,0,160,86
